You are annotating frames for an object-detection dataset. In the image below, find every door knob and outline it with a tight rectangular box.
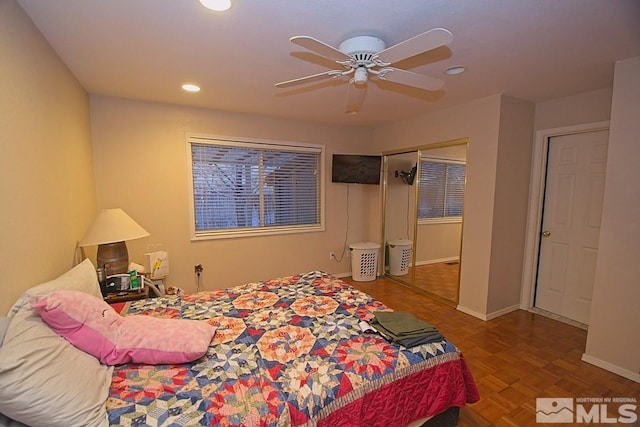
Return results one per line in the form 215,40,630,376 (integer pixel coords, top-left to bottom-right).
542,230,551,237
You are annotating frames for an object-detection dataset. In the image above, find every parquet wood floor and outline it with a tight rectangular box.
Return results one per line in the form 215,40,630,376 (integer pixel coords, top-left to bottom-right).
345,276,640,426
404,262,460,303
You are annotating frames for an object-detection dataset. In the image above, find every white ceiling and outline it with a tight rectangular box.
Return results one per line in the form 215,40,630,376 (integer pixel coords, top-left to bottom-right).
17,0,640,129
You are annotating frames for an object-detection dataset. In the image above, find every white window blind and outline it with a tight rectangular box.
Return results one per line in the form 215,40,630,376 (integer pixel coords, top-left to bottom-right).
417,159,466,221
188,137,323,239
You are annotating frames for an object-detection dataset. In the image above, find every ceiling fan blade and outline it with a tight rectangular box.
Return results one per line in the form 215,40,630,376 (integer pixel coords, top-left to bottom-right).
377,67,445,91
290,36,352,61
345,83,367,114
275,70,344,88
377,28,453,64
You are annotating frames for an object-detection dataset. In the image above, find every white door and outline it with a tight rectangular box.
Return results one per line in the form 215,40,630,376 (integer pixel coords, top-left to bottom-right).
535,130,608,324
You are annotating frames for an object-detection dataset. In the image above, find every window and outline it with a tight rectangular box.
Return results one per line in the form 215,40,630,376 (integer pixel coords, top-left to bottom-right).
417,158,466,223
187,136,324,239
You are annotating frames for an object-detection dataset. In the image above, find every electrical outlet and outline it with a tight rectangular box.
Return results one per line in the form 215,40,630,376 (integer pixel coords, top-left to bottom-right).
329,252,335,260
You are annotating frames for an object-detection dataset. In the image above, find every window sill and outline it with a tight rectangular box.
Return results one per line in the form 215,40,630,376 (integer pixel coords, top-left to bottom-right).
191,224,325,241
417,217,462,225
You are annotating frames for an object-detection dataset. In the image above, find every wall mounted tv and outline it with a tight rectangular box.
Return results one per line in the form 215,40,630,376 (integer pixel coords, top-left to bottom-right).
331,154,382,185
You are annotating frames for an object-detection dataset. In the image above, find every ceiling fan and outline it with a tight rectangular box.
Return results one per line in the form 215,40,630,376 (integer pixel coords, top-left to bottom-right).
274,28,453,114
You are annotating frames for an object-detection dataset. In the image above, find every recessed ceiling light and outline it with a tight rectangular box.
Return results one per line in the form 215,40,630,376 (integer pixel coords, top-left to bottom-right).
182,83,201,92
445,66,466,75
199,0,232,11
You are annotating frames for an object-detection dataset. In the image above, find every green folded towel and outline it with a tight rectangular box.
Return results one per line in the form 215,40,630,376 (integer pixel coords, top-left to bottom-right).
372,311,438,335
370,311,443,347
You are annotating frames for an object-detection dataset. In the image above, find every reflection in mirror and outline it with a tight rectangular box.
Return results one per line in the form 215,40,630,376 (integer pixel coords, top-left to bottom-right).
384,151,418,248
382,140,467,305
413,144,466,304
382,151,418,290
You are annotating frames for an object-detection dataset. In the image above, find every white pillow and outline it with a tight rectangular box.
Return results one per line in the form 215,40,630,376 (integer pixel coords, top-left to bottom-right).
6,258,102,317
0,259,113,427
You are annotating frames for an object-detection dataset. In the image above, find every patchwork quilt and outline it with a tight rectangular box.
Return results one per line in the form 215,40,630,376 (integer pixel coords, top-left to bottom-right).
107,271,478,426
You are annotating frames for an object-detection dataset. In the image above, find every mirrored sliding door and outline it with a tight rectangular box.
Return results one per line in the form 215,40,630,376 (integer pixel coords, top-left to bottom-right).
381,139,468,305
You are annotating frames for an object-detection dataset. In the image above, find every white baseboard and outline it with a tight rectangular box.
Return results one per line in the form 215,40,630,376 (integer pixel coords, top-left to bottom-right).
581,354,640,383
456,304,521,321
332,272,351,279
455,305,487,320
414,256,460,267
486,304,521,320
332,272,384,281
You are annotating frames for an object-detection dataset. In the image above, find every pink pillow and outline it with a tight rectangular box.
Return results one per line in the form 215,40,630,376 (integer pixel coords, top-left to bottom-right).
32,290,216,365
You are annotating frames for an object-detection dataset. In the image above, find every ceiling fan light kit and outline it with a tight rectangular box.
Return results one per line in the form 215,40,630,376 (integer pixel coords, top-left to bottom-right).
275,28,454,113
353,67,368,85
338,36,386,58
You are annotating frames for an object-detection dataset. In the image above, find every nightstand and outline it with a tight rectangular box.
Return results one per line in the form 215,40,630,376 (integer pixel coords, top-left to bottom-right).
104,286,149,304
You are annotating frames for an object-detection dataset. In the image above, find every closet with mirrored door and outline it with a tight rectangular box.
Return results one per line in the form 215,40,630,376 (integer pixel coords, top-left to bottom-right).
381,138,468,306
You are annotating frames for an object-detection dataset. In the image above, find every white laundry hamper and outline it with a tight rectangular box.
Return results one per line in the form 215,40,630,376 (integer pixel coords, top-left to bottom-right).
387,239,412,276
349,242,380,282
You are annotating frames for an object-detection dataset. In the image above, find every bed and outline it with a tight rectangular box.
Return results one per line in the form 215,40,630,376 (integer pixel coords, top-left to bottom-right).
0,261,478,427
108,270,478,426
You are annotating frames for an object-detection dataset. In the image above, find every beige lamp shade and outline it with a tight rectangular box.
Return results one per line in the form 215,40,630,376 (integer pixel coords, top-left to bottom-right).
80,208,149,275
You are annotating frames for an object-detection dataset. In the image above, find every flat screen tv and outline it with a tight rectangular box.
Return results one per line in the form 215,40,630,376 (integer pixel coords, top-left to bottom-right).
332,154,381,185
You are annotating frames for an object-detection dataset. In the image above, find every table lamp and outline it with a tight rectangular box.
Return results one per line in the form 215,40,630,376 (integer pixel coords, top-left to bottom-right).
79,208,150,275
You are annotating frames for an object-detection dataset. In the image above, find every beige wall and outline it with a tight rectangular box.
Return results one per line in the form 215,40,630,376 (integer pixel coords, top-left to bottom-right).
88,96,375,291
0,0,96,314
415,223,462,264
534,87,613,130
487,96,535,313
584,57,640,381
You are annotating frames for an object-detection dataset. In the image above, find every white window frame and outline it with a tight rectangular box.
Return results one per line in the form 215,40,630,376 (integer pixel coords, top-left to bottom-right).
417,156,466,225
187,134,325,240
